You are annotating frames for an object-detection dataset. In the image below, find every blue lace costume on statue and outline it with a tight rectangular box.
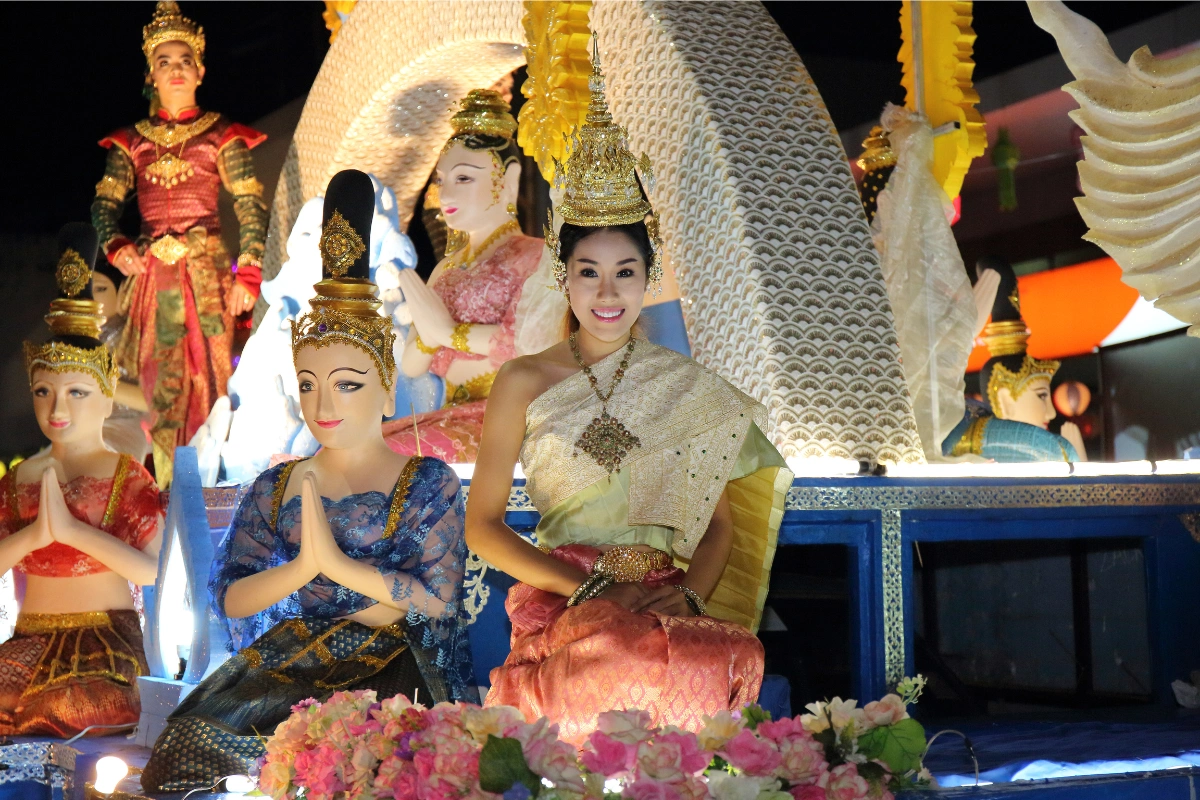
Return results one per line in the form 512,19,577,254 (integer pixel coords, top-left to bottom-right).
209,456,476,702
942,403,1081,462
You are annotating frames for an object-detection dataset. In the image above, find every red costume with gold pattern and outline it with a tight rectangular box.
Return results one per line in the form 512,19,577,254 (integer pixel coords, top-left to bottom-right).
92,107,267,482
0,456,161,737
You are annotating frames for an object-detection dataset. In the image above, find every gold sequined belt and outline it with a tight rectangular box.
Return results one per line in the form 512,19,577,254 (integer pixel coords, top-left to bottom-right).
444,370,497,407
16,610,113,635
591,547,672,583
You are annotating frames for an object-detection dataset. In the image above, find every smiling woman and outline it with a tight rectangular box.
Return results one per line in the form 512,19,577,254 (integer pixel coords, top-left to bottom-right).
142,171,477,792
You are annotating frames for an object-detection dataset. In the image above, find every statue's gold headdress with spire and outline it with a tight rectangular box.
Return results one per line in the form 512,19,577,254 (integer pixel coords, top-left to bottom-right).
24,224,118,396
544,34,663,293
143,1,206,67
979,258,1059,412
291,170,396,390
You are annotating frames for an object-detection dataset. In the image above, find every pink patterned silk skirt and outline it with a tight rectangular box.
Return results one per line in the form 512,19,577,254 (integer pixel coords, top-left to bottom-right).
382,400,486,463
485,544,764,746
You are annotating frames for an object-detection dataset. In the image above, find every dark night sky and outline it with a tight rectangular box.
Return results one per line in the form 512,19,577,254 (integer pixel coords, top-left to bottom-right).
0,1,1187,240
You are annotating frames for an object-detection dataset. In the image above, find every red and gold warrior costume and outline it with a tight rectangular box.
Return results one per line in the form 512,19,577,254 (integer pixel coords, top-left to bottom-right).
91,2,267,484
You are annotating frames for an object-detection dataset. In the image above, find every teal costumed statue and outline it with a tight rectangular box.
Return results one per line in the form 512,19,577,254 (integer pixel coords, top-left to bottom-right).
942,258,1084,462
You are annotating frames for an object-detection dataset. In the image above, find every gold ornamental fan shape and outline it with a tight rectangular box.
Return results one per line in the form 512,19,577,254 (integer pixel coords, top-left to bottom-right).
319,210,366,277
56,249,92,298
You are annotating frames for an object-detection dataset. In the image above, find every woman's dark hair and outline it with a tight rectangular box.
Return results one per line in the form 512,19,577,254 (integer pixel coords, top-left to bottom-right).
450,133,521,168
558,220,651,338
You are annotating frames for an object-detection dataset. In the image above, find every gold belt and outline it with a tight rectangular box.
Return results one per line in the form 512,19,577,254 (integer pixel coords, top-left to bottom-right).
147,226,208,265
592,547,672,583
444,370,497,407
16,610,112,635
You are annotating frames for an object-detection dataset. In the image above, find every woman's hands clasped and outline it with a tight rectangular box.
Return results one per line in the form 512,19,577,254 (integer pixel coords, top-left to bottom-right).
589,581,697,617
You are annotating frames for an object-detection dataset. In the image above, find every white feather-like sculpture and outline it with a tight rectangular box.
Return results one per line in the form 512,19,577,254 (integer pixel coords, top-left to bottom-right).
1029,1,1200,333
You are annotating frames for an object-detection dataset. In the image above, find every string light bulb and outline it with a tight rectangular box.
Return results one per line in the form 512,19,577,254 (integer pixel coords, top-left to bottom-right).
94,758,128,794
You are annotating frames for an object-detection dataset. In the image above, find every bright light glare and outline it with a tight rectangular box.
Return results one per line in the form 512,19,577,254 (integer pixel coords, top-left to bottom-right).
785,457,860,477
604,779,624,793
451,463,525,481
94,756,128,794
887,461,1071,478
541,778,555,788
1153,460,1200,475
1072,460,1152,476
225,774,257,793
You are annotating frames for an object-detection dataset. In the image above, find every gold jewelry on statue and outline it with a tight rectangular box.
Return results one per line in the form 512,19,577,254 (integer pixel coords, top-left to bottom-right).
292,282,396,390
506,202,518,218
544,34,664,295
674,585,707,616
319,210,366,278
445,219,519,270
449,89,518,140
450,322,472,353
592,547,671,582
236,252,261,269
24,340,118,397
987,354,1060,413
570,333,640,474
445,370,497,407
856,126,896,172
982,318,1030,358
56,249,91,297
143,1,206,67
413,331,439,355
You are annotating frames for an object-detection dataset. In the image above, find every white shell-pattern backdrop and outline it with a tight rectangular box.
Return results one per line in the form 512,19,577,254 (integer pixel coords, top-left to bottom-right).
266,0,923,464
1031,0,1200,335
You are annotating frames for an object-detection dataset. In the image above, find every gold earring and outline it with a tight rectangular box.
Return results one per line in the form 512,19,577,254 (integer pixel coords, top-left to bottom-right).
506,203,517,217
196,79,202,85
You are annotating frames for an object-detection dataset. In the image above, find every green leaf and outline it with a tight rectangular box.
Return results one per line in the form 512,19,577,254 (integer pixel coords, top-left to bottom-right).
741,705,772,731
856,718,926,776
478,735,541,797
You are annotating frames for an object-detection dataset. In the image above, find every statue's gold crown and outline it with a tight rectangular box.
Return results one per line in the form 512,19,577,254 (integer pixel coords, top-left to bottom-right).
291,279,397,391
552,36,654,227
857,126,897,173
450,89,517,141
143,1,205,66
987,353,1059,413
23,249,114,395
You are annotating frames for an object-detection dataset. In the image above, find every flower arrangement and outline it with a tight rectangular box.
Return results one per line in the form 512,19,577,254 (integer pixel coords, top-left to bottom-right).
259,676,933,800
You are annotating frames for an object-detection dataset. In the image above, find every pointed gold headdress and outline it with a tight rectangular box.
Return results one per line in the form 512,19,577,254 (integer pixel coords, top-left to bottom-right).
291,170,397,390
24,224,117,396
544,34,663,293
449,89,518,140
980,258,1059,412
143,1,206,67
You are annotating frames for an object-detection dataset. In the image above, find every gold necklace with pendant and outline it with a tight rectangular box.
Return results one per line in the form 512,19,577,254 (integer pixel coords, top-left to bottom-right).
144,139,195,188
570,333,640,475
136,111,219,188
445,219,519,270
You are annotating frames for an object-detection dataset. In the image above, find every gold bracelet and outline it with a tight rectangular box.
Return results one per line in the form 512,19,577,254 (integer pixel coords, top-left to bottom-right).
450,322,472,353
413,331,439,355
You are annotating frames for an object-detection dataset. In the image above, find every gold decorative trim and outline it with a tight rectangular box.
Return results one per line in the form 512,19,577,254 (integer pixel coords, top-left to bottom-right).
101,454,133,531
381,457,421,539
24,340,117,397
270,459,307,530
445,370,497,407
55,249,91,298
94,173,131,202
319,210,366,278
134,112,220,149
987,353,1060,414
228,177,264,198
15,611,112,635
148,234,189,265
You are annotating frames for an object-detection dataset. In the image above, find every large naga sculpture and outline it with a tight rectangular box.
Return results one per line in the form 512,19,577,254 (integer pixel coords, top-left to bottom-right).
1030,1,1200,334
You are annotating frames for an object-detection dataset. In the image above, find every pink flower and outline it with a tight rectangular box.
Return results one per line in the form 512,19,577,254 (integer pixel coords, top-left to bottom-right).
825,764,869,800
861,695,907,729
292,744,347,800
755,717,804,744
257,758,294,799
719,729,782,777
596,709,655,745
635,730,710,782
776,734,828,786
376,755,420,800
582,731,638,776
624,778,683,800
515,718,585,793
788,786,826,800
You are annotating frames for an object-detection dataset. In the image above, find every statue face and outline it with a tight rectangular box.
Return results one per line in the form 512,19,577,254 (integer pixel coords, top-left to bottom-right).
295,342,394,451
434,141,515,235
92,272,119,319
997,377,1055,428
30,370,113,446
150,41,204,108
566,228,648,345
